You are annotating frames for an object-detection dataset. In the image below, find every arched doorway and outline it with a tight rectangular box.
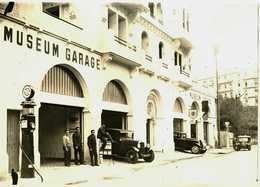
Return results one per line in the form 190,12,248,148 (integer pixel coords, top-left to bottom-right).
39,65,86,166
146,90,160,147
190,101,199,139
173,98,185,135
102,80,129,129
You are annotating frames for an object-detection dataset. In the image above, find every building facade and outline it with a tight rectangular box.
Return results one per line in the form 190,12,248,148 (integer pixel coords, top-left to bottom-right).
0,2,217,175
197,71,258,106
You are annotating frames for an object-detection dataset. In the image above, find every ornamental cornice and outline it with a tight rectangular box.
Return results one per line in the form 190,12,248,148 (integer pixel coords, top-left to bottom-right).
137,15,173,45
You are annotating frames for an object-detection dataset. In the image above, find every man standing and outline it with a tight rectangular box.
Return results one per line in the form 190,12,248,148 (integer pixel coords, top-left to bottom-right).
72,127,82,165
63,129,72,166
87,130,99,166
97,124,114,151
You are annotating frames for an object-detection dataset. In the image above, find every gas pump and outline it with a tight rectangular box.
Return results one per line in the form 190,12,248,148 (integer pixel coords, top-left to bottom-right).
20,85,36,178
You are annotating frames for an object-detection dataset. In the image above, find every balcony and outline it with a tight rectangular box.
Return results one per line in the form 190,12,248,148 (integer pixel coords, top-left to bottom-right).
138,51,160,76
156,62,171,81
173,67,192,88
171,28,193,55
101,31,143,68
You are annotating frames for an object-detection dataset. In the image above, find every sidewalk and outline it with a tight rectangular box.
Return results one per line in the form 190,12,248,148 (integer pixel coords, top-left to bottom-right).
0,148,233,187
207,147,234,154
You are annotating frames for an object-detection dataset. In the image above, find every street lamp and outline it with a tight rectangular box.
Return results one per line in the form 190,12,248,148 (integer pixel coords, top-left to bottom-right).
214,46,221,148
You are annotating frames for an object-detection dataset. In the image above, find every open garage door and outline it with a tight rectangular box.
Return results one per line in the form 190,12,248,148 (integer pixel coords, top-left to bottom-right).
39,104,82,165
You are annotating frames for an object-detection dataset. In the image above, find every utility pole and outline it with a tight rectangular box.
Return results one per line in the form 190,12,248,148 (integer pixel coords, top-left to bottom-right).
257,2,260,183
214,47,221,148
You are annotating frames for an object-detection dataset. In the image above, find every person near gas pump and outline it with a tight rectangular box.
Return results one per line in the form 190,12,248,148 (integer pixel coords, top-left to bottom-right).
72,127,82,165
97,124,114,151
63,129,72,166
87,130,99,166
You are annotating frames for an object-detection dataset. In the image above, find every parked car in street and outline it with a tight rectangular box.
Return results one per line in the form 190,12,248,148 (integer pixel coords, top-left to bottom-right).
233,135,251,151
174,132,207,154
106,128,155,163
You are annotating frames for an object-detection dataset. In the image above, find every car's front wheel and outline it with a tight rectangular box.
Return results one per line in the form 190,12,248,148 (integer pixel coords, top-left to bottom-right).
191,145,200,154
127,150,138,164
143,150,155,162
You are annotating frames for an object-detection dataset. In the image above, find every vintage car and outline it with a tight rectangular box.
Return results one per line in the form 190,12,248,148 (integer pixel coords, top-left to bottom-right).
106,128,155,163
233,135,251,151
174,132,207,154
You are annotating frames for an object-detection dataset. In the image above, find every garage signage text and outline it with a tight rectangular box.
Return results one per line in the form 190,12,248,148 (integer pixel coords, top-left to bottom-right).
3,26,101,70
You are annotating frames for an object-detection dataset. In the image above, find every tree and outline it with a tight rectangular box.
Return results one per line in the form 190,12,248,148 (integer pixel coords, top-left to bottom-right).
219,96,244,135
219,96,258,137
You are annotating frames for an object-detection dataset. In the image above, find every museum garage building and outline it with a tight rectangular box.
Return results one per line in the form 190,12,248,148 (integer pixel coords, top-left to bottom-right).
0,2,217,175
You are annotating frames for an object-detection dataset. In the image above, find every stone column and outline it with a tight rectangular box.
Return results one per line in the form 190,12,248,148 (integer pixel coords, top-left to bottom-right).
82,108,91,163
34,103,41,168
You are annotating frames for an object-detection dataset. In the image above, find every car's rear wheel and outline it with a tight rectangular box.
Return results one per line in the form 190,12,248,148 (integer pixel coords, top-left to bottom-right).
191,145,200,154
143,150,155,162
127,150,138,164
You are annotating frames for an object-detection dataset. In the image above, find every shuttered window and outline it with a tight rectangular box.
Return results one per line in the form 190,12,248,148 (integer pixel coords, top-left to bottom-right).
103,80,127,104
41,65,83,97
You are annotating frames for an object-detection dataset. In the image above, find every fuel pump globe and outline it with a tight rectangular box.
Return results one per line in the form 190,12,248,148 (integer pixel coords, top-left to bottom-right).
22,85,35,100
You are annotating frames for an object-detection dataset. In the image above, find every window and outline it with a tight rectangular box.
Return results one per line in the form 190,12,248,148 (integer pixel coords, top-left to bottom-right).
186,13,190,32
108,9,127,41
159,42,164,59
174,51,178,65
148,3,155,18
141,31,149,52
108,9,117,34
179,53,182,67
245,82,248,87
42,3,80,28
43,3,61,18
238,83,240,87
182,9,186,29
156,3,163,24
118,15,127,40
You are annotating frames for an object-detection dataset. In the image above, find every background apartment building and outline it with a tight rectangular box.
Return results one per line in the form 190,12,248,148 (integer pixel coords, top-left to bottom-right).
197,71,258,106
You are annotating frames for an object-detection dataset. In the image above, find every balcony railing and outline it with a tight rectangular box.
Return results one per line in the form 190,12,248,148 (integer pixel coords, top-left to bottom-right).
114,36,137,52
180,68,190,77
145,54,153,62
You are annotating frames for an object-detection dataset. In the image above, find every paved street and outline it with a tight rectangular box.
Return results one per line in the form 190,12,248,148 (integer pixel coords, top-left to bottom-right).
1,146,259,187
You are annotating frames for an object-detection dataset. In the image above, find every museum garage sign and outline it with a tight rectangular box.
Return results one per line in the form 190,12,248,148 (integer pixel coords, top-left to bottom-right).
2,25,101,70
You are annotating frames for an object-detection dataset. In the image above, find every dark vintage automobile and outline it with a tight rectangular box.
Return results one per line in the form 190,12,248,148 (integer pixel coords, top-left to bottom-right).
106,128,155,163
233,135,251,151
174,132,207,154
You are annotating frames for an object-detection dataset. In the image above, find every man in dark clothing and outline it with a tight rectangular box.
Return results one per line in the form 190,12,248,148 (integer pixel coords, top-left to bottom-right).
87,129,99,166
11,168,18,185
97,124,114,151
72,127,82,165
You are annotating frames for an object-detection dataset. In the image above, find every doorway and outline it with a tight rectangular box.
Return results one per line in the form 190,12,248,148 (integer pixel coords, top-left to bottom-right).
39,103,82,165
7,110,20,172
191,123,197,139
101,110,127,129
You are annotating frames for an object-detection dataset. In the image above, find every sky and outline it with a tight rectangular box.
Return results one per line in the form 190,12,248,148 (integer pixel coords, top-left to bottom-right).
185,0,258,79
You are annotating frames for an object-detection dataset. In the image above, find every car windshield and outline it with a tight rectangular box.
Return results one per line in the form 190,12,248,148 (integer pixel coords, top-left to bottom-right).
120,132,133,140
238,137,250,142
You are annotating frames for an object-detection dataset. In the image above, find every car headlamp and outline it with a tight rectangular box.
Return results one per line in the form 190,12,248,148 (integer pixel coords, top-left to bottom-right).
137,142,141,149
